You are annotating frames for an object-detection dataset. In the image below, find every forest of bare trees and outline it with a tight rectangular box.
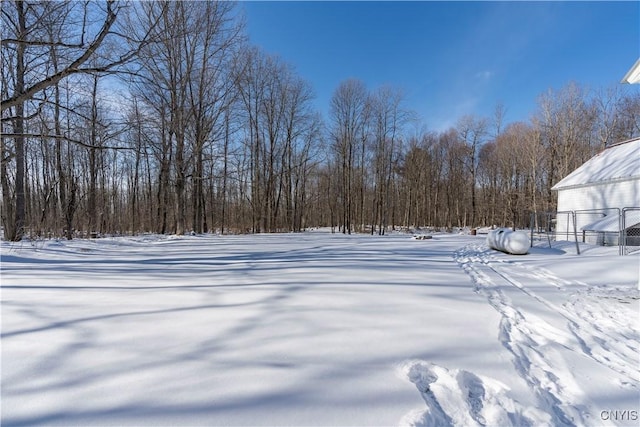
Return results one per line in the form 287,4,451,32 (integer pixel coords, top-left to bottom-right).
2,0,640,241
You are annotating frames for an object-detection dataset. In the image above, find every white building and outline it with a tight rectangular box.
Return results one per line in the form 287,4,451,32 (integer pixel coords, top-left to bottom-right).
551,137,640,245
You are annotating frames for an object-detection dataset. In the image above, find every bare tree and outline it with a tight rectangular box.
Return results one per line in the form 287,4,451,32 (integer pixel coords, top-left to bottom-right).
370,86,408,234
594,87,640,144
329,79,368,234
1,0,159,240
457,114,488,228
236,47,268,232
534,82,597,210
133,1,238,234
185,1,243,234
618,91,640,139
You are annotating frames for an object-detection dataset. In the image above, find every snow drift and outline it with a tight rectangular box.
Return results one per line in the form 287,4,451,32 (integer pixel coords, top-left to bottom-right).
487,228,530,255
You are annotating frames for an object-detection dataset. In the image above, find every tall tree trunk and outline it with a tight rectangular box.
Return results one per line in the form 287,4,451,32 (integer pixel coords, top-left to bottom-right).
88,76,99,236
222,112,229,235
10,0,27,241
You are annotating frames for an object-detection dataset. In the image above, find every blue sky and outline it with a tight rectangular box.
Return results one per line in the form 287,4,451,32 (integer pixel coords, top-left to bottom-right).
241,1,640,131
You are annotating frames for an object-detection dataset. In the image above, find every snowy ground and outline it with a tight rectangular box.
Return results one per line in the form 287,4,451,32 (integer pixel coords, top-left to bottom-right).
1,231,638,426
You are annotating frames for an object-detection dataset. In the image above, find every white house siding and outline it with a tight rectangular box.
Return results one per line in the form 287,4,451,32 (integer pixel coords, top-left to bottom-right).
552,137,640,245
555,179,640,244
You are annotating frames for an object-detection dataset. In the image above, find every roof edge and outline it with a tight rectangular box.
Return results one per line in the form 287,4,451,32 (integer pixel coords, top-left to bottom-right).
621,58,640,84
605,135,640,148
552,175,640,191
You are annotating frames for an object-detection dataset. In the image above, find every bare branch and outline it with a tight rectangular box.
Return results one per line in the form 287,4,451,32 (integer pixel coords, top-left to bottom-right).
1,0,118,112
1,133,133,151
1,39,84,49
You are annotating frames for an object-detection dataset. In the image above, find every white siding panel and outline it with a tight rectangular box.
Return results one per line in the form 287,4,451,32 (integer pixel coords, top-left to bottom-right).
555,178,640,240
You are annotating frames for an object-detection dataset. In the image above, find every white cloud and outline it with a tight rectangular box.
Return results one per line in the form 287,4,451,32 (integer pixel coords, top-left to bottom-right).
475,70,494,80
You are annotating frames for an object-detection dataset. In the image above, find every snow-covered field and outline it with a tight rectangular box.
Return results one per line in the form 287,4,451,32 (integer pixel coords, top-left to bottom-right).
1,231,638,426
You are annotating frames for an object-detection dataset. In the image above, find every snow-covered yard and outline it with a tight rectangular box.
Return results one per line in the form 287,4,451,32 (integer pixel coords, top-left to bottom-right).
1,231,638,426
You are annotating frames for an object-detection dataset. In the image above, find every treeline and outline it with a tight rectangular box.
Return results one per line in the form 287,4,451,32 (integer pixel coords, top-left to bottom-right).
2,1,639,240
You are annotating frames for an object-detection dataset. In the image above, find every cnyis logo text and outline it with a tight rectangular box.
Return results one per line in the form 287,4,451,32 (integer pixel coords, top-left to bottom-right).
600,410,639,421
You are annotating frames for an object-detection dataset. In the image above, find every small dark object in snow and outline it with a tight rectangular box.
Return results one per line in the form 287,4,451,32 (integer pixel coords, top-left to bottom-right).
413,235,433,240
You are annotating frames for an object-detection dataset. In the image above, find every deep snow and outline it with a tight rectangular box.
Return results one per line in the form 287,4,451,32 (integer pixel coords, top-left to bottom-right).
1,231,638,426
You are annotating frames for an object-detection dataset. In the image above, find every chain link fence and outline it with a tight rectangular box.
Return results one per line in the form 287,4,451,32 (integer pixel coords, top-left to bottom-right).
622,207,640,255
529,207,640,255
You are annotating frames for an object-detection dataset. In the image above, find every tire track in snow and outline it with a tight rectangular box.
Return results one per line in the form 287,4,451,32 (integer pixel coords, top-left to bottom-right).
454,243,593,426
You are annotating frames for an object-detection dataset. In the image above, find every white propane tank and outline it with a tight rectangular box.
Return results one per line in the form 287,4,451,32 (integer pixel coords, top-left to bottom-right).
487,228,530,255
